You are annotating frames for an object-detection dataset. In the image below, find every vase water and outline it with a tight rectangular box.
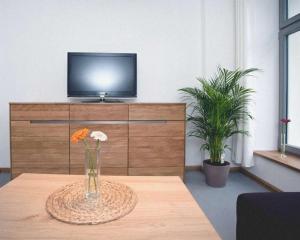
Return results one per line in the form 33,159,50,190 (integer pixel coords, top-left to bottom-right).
280,133,286,158
84,147,100,200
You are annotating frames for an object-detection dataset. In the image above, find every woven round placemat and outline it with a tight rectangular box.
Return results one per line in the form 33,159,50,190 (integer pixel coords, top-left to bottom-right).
46,180,138,225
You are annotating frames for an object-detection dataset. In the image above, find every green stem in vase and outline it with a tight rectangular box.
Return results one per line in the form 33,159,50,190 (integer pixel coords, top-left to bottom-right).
87,153,92,192
91,139,100,192
83,140,97,193
88,155,97,192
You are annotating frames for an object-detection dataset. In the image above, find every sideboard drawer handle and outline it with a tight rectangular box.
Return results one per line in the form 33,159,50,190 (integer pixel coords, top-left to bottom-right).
70,120,129,125
30,120,68,124
130,120,168,124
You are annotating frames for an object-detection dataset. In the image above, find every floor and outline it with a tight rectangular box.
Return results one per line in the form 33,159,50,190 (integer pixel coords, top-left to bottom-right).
185,170,268,240
0,171,268,240
0,173,10,188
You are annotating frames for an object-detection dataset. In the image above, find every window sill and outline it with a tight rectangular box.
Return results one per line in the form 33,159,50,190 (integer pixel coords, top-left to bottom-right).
254,150,300,172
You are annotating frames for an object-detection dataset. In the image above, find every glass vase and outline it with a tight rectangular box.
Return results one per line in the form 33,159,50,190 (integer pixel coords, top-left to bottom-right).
280,133,286,158
84,147,100,200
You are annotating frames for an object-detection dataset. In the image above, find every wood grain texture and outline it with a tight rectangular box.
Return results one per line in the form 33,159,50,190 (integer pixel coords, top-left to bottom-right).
11,121,69,137
70,104,128,120
71,167,127,176
0,174,220,240
11,136,69,177
129,167,184,178
129,104,186,120
10,102,186,178
11,120,69,177
129,137,185,167
101,167,128,176
10,104,69,120
129,121,185,136
70,124,128,174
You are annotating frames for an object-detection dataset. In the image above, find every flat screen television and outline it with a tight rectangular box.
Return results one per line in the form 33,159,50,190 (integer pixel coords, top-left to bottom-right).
68,52,137,98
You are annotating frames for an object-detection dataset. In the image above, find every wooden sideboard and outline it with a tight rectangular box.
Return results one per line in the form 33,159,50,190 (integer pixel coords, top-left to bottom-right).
10,103,186,178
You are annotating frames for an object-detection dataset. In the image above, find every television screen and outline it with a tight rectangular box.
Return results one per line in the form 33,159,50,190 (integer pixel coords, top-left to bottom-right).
68,53,137,98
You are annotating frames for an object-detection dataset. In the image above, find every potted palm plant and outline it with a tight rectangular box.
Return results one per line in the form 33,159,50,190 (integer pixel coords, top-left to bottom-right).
179,67,257,187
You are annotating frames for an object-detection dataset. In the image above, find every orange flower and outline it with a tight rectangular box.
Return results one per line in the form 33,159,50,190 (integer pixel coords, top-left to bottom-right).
71,128,89,143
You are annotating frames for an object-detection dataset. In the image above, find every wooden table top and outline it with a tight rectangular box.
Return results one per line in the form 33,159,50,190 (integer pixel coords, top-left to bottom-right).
0,174,220,240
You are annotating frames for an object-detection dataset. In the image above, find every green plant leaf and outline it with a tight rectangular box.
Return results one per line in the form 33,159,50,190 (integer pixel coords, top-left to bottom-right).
179,67,258,163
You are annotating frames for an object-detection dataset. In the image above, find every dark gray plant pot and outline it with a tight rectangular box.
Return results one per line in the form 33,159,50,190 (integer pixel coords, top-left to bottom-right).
203,160,230,188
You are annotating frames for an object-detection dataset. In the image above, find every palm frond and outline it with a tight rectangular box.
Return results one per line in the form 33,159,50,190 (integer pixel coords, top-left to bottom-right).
178,67,258,163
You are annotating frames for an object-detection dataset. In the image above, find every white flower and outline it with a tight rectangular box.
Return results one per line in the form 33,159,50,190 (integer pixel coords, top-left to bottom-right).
90,131,108,142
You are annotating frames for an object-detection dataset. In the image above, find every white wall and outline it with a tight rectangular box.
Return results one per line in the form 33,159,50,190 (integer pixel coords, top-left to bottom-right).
202,0,236,77
186,0,236,166
244,0,279,151
0,0,236,167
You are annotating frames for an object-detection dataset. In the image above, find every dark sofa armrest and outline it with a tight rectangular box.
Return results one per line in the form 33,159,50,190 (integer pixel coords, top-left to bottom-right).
236,192,300,240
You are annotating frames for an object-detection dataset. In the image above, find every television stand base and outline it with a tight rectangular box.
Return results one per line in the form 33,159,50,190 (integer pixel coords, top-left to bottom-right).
79,98,124,103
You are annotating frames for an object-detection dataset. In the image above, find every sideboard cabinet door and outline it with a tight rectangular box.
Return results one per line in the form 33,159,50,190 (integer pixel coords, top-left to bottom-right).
11,121,69,178
70,123,128,175
128,104,186,178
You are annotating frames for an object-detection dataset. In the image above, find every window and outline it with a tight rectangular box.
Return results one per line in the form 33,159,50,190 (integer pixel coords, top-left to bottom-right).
287,32,300,147
280,0,300,154
288,0,300,19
